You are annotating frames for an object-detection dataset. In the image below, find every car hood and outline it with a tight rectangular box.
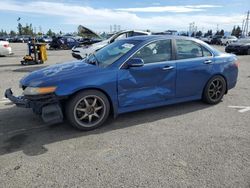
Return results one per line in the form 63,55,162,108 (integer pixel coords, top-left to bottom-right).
78,25,102,39
20,60,99,87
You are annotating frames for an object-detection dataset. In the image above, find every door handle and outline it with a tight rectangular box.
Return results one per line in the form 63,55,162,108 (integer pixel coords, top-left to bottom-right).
204,60,212,64
162,66,174,70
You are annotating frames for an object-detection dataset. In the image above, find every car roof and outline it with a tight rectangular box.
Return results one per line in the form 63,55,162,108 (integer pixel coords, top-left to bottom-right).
124,35,196,41
113,30,150,35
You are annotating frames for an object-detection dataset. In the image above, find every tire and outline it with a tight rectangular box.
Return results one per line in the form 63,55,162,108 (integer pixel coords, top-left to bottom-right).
247,48,250,55
66,90,110,131
202,75,226,104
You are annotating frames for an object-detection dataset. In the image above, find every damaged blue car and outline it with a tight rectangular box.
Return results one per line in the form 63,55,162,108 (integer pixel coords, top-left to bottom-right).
5,35,238,130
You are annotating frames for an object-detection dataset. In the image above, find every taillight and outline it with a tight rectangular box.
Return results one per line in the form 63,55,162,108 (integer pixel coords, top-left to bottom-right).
3,44,9,48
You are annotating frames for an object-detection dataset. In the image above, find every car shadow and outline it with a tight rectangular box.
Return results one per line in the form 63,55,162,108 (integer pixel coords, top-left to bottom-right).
0,64,22,68
12,65,47,72
0,101,211,156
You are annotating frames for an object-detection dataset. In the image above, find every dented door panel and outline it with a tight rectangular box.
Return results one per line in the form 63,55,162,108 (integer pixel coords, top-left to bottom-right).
118,62,176,107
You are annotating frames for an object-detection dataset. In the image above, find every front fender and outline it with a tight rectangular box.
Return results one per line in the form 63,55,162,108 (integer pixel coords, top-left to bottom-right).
54,69,118,116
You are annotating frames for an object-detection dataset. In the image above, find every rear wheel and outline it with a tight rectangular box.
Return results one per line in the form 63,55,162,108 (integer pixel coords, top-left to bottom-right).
66,90,110,130
202,75,226,104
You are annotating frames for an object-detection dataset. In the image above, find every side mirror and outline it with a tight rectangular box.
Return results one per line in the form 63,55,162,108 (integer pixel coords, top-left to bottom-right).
126,58,144,68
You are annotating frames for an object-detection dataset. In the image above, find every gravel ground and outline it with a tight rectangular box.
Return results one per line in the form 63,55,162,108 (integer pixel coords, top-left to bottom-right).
0,43,249,188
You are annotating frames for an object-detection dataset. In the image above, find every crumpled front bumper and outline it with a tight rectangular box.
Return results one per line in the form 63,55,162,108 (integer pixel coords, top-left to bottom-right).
5,88,64,124
5,88,30,108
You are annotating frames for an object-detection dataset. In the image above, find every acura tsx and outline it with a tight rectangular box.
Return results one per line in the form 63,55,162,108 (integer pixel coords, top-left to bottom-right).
5,35,238,130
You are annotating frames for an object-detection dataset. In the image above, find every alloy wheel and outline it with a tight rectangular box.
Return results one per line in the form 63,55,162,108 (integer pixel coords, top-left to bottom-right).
208,79,224,102
74,95,105,127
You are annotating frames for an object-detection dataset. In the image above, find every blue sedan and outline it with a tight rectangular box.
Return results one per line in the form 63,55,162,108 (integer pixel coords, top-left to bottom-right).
5,35,238,130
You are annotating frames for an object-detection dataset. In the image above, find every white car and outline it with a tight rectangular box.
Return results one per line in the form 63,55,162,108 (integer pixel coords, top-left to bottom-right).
221,36,237,45
72,30,150,59
200,36,212,44
0,41,12,56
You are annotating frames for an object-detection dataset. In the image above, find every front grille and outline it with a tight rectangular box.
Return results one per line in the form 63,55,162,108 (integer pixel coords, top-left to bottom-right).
24,93,56,102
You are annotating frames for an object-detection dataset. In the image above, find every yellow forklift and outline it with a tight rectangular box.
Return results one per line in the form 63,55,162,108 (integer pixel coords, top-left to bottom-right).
21,38,48,65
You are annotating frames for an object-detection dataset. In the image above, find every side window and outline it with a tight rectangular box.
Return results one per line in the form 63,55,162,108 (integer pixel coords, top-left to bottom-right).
132,32,148,36
132,40,172,64
176,40,203,59
202,47,212,57
67,38,75,43
114,33,127,41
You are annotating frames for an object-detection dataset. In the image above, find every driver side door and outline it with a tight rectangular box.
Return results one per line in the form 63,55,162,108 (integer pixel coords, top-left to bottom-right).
117,39,176,107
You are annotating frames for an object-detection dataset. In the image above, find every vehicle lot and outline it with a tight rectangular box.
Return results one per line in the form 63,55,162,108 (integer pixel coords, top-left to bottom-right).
0,43,249,187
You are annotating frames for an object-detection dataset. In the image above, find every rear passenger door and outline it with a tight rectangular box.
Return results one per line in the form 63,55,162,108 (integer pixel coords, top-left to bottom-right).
175,39,214,98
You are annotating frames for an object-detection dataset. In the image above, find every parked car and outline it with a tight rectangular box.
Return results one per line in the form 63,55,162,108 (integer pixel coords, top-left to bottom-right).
11,35,30,43
225,38,250,55
0,41,12,56
72,30,150,59
0,36,11,41
210,35,223,45
49,36,79,50
5,35,238,130
36,35,52,43
221,36,237,45
200,36,212,44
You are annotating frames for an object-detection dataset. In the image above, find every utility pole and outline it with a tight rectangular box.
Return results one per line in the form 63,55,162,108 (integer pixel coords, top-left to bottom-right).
188,22,195,36
245,11,249,37
242,11,249,37
242,19,245,37
110,25,112,33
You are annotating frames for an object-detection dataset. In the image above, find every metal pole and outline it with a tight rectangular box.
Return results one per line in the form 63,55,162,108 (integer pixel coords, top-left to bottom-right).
242,19,245,37
246,11,249,37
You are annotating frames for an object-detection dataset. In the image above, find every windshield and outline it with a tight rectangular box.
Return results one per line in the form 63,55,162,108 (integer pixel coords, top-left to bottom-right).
86,40,139,68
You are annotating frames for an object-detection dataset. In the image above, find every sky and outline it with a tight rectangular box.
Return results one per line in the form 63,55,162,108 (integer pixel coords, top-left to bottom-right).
0,0,249,34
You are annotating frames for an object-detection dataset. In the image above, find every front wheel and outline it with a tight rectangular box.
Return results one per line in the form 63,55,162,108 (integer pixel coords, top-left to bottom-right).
202,75,226,104
66,90,110,130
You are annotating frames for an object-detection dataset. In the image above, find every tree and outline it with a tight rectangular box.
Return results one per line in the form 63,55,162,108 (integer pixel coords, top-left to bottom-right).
219,29,224,36
191,32,195,37
215,30,220,35
9,30,16,36
0,29,7,36
196,31,202,37
18,23,22,35
235,26,241,37
16,22,34,36
46,29,55,37
180,32,188,36
204,30,213,37
231,26,241,37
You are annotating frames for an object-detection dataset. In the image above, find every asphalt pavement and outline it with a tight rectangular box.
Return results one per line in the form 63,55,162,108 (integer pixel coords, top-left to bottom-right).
0,43,249,188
